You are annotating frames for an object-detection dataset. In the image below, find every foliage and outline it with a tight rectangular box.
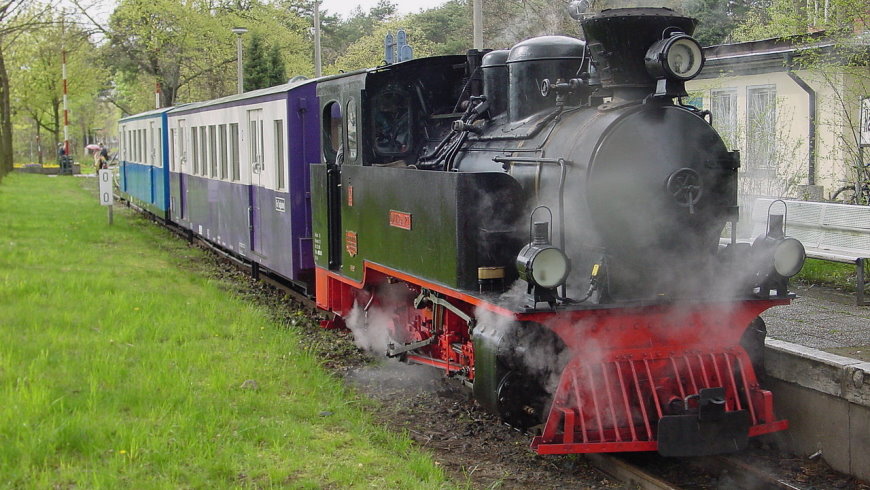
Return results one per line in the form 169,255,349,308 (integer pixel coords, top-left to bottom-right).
732,0,869,41
102,0,309,111
406,0,471,55
243,32,287,91
0,0,54,182
682,0,753,46
327,20,438,73
482,0,580,48
0,173,448,487
7,13,106,162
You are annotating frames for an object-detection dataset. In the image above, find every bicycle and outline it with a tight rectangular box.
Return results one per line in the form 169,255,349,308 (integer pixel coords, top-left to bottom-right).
830,181,870,204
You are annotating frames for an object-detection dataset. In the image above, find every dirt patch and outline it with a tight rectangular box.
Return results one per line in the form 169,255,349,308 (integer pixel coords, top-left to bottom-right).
346,361,616,488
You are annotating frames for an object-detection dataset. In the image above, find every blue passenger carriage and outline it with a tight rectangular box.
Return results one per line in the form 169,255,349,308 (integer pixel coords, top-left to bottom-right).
165,80,320,287
118,107,172,219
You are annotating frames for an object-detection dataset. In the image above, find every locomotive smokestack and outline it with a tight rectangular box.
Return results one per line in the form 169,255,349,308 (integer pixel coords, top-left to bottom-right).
581,8,698,100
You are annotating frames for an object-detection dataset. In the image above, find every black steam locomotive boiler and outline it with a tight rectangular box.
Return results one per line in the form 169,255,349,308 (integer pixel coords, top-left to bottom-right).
310,7,805,456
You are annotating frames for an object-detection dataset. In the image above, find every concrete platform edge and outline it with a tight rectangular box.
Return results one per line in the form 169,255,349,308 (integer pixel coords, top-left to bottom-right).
764,338,870,481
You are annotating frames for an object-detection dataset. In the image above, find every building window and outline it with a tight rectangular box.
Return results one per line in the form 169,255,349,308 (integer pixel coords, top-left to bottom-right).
230,123,240,181
710,89,738,149
746,85,777,171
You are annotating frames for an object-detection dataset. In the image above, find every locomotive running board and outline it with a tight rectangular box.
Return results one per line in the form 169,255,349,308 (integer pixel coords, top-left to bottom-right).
531,347,788,455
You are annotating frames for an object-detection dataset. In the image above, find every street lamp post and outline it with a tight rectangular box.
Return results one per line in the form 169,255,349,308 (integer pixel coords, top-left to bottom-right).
313,1,322,77
232,27,248,94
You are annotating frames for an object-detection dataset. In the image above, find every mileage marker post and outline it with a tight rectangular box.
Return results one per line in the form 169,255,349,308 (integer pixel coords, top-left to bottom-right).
98,169,114,225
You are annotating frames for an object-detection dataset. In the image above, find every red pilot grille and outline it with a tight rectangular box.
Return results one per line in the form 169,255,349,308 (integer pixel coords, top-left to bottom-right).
532,347,787,454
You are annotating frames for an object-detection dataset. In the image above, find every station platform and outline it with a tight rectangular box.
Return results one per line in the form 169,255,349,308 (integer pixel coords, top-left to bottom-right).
756,282,870,481
763,283,870,361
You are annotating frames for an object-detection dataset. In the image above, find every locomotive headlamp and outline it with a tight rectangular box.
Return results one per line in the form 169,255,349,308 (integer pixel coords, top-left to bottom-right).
775,238,806,278
645,33,705,81
517,216,570,308
517,242,570,289
751,206,806,297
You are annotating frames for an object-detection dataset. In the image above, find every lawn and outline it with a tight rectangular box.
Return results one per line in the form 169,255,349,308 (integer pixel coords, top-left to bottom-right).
0,174,446,488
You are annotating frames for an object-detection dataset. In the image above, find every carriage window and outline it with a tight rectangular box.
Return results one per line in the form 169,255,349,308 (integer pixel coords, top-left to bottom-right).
322,101,342,163
372,90,411,156
274,120,285,190
191,127,199,175
169,128,176,172
346,98,358,162
199,126,207,176
155,126,163,168
219,124,228,180
230,123,240,181
208,125,217,177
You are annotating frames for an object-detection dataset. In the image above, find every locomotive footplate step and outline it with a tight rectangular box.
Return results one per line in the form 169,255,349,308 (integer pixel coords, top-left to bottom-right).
656,409,750,457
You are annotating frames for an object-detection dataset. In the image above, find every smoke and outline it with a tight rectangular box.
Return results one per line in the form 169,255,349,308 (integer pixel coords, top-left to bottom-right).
344,301,394,356
344,282,417,356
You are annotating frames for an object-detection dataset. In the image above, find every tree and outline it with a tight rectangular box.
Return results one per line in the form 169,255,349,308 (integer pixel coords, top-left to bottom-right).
8,15,104,163
267,44,286,86
0,0,53,181
244,32,286,90
328,20,437,73
406,0,470,55
683,0,753,46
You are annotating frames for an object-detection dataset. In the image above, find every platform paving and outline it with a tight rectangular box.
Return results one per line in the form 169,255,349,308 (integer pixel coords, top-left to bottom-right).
762,283,870,361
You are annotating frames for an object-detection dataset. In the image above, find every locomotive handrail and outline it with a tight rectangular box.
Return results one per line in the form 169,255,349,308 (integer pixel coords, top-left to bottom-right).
528,205,555,244
766,199,789,236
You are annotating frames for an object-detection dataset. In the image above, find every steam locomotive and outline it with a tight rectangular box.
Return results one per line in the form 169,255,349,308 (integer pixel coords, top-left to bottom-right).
118,7,806,457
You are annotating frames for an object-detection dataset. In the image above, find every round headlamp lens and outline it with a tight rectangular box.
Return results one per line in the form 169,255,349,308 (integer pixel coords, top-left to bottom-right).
530,247,569,288
666,38,703,80
773,238,806,278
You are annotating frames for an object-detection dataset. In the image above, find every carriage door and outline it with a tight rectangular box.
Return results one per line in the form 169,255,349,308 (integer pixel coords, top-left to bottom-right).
247,109,265,252
177,118,188,220
322,101,343,271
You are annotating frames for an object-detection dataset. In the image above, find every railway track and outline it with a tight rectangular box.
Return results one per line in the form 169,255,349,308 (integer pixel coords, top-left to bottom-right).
117,195,831,490
592,452,812,490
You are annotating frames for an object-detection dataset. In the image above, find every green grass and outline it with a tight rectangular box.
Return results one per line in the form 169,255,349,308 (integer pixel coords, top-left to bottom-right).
795,258,860,291
0,174,446,488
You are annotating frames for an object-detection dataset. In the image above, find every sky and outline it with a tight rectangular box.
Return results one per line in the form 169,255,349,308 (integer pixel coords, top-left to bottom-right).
319,0,450,18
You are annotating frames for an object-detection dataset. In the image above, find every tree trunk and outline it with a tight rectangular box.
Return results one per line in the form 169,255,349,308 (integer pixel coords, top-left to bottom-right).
0,43,13,181
35,123,43,165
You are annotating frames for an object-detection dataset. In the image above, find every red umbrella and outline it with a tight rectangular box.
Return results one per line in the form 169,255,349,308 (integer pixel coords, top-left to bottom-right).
85,144,101,151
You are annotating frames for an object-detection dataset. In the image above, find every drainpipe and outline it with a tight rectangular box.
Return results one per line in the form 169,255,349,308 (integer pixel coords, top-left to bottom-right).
785,52,816,185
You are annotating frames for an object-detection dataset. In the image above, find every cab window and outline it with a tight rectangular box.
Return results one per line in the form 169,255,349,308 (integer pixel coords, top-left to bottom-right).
372,90,411,156
322,101,343,163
